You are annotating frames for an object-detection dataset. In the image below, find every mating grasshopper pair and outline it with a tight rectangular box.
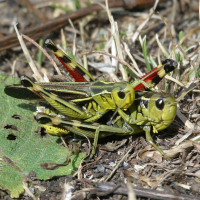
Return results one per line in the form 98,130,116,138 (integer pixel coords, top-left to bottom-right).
5,39,178,158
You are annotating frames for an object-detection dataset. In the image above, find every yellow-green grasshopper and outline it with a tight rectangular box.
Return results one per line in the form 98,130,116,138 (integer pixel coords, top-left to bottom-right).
4,39,178,157
5,39,178,124
35,90,177,158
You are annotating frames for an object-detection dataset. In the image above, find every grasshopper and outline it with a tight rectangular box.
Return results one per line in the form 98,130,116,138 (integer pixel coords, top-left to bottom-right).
4,39,178,157
5,39,178,123
35,90,177,158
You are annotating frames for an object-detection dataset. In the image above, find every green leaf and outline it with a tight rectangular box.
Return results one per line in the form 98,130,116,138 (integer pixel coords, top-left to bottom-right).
178,31,183,41
73,0,81,9
37,38,43,66
140,36,151,72
0,73,85,198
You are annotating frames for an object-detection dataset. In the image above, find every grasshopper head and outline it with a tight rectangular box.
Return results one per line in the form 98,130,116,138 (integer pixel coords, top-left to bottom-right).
147,92,177,131
112,83,135,110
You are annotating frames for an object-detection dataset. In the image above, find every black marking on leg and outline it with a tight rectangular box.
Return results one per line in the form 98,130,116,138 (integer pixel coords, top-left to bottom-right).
45,39,58,52
75,66,86,76
61,56,71,63
151,76,162,86
162,59,178,73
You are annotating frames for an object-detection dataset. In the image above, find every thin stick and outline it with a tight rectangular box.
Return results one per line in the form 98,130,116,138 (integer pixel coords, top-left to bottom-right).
21,34,62,76
103,145,134,182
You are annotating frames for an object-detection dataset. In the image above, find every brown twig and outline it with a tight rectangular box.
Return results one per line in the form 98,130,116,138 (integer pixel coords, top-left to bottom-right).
92,183,200,200
0,0,169,51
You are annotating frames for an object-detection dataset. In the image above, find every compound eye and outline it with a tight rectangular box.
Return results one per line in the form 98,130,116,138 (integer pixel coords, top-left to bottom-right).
118,90,125,99
155,98,164,110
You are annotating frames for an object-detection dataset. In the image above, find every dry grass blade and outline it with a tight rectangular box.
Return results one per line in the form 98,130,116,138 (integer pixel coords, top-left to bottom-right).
131,0,159,43
105,0,128,81
21,34,62,76
127,178,137,200
22,181,37,200
14,24,43,81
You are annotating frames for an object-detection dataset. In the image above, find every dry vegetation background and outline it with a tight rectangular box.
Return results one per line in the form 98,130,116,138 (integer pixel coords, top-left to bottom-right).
1,0,200,199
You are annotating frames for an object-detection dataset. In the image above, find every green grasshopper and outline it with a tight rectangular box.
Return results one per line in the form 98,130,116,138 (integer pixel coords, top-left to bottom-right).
5,40,177,123
35,90,177,158
4,39,178,157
